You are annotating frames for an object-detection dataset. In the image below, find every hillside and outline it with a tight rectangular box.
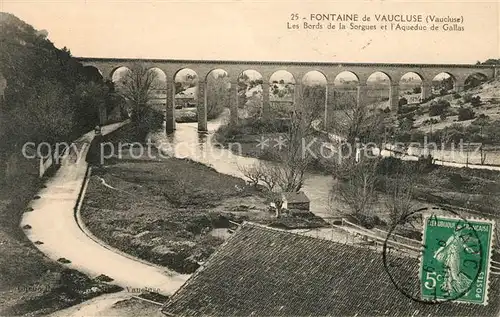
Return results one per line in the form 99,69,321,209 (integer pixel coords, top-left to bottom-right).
396,76,500,146
413,78,500,132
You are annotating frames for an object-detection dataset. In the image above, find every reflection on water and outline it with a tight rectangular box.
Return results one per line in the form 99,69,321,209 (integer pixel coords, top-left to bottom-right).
153,117,334,218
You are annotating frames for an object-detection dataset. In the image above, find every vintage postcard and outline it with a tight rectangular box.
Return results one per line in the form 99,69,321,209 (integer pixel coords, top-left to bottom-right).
0,0,499,316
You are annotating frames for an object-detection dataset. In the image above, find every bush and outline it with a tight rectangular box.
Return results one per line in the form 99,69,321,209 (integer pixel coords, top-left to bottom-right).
398,97,408,107
397,104,418,115
412,86,422,94
132,107,164,141
429,99,450,116
416,108,425,116
471,96,482,107
399,118,414,131
422,118,440,126
471,114,490,125
457,107,476,121
463,93,473,103
453,93,461,99
439,113,447,121
410,130,426,142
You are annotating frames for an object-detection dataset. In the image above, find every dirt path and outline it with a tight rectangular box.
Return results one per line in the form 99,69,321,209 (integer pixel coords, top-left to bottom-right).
21,121,189,296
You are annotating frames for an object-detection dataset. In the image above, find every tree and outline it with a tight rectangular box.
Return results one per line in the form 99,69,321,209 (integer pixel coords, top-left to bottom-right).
331,90,387,148
332,156,381,227
115,62,160,121
384,162,421,227
302,84,326,122
206,73,230,119
5,78,75,145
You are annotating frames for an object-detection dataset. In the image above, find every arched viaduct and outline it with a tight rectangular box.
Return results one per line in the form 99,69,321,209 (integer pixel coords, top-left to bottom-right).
77,57,499,133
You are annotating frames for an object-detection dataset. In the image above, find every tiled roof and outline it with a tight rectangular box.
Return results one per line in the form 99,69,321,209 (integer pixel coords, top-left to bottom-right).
162,222,500,317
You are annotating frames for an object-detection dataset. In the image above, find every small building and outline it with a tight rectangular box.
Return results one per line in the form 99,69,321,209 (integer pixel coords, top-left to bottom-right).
277,191,310,211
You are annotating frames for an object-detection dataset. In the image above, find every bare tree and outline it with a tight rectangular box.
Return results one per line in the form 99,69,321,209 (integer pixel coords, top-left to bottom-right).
115,63,160,120
384,163,421,227
238,162,263,187
330,91,386,152
332,156,381,227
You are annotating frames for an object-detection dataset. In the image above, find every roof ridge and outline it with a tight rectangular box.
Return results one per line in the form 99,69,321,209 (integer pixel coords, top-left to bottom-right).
239,221,383,254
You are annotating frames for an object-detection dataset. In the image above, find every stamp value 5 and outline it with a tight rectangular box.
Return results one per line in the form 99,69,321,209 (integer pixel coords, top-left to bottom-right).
420,215,495,305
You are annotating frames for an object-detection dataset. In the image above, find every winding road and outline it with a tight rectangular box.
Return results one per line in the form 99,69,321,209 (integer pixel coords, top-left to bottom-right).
21,121,189,296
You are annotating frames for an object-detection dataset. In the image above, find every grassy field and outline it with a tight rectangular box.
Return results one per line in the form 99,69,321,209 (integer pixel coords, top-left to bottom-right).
80,156,272,274
0,165,122,316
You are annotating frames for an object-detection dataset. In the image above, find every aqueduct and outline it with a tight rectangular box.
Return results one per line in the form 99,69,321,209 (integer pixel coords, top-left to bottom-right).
77,57,499,133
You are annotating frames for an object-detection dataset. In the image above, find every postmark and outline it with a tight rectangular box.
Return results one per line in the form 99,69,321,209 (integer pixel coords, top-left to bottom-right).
420,214,494,305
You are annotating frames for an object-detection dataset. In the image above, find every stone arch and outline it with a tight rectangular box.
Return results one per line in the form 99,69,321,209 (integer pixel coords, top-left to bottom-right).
205,69,230,120
269,70,296,118
173,68,199,118
146,67,168,113
399,72,424,105
110,66,132,98
334,71,360,85
464,72,488,90
110,66,131,83
302,70,328,123
237,69,264,119
366,71,393,85
432,72,456,95
366,71,392,109
82,65,103,82
333,71,359,111
147,67,167,88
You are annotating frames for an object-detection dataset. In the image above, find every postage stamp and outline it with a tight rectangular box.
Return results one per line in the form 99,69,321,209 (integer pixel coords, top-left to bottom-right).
420,215,495,305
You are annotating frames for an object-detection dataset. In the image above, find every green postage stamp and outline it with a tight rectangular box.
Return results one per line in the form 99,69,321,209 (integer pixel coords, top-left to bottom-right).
420,215,495,305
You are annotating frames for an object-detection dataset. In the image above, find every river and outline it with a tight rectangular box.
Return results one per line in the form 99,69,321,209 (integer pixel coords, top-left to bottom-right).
150,115,335,219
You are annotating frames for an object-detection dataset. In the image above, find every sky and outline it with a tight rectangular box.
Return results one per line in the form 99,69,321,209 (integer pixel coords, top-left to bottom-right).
2,0,498,64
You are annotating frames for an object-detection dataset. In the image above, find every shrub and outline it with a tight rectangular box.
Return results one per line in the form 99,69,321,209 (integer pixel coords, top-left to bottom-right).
399,118,414,131
410,130,426,142
472,114,490,126
439,113,447,121
132,107,164,141
453,93,461,99
429,99,450,116
457,107,476,121
463,93,473,103
397,104,418,115
398,97,408,107
412,86,422,94
471,96,482,107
